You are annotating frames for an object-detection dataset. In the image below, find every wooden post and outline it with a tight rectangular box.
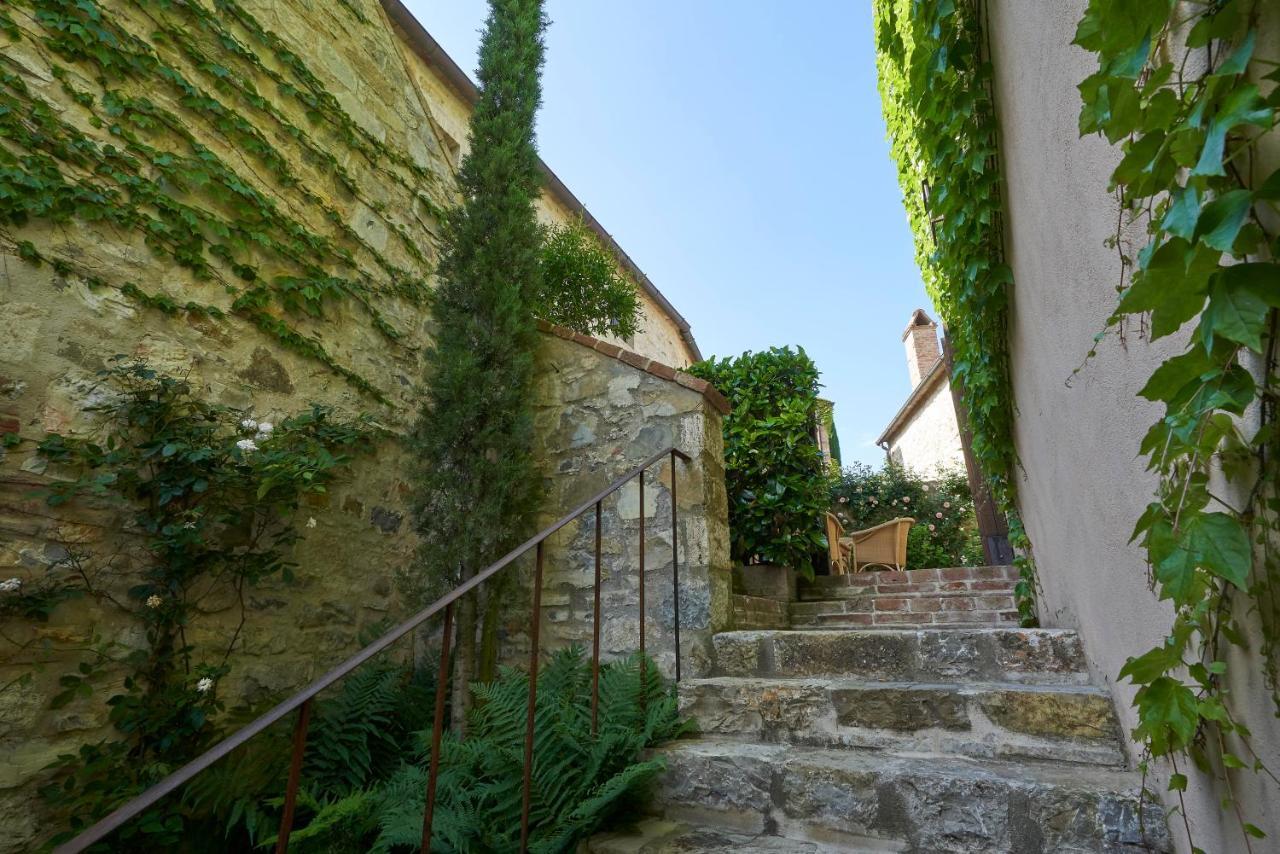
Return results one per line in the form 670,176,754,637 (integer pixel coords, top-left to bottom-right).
941,334,1014,565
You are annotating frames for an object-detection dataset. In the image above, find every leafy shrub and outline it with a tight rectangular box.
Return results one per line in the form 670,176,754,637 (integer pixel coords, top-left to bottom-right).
535,217,641,339
831,462,982,570
688,347,829,576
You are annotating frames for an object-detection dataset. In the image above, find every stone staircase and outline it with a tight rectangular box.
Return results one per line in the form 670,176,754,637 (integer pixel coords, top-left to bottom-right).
589,568,1170,853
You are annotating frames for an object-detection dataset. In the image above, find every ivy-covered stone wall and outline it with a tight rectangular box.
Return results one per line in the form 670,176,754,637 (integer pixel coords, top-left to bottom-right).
0,1,705,848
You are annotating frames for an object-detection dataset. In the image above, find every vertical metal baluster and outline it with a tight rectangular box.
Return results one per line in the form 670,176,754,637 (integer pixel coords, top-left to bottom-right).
638,471,646,710
520,542,545,852
670,450,681,683
274,699,312,854
421,602,454,853
591,501,602,736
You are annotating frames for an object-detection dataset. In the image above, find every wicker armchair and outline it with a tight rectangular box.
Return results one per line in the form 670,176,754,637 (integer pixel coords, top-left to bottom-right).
825,514,914,574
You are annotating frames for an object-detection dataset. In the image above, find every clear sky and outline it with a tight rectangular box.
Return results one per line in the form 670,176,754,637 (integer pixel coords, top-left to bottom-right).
405,1,935,466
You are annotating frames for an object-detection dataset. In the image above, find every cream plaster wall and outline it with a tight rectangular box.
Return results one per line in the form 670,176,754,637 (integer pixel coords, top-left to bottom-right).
986,2,1280,850
887,381,966,477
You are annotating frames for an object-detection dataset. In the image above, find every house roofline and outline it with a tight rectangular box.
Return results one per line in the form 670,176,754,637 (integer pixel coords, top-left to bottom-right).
876,358,947,447
379,0,702,362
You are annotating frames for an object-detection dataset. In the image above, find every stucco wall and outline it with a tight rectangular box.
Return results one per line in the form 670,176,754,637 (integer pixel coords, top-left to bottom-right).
986,2,1280,850
887,379,966,476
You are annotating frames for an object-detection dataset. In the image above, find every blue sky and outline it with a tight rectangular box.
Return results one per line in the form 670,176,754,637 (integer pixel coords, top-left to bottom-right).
405,1,933,466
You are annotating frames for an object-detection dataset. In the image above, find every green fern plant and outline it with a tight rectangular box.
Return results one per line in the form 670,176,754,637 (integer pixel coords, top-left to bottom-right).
280,648,683,852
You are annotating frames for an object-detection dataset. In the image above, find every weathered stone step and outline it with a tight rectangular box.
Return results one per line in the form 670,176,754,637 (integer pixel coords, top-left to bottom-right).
713,628,1089,684
680,677,1124,767
798,565,1018,602
650,739,1170,853
587,818,849,853
790,595,1019,628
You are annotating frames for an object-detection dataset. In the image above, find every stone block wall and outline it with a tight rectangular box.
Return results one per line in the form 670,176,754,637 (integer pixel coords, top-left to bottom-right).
0,1,718,847
525,327,732,678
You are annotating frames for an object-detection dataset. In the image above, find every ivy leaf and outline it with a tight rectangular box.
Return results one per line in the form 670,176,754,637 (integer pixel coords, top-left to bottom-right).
1134,676,1199,754
1186,512,1251,589
1149,520,1203,606
1211,30,1254,78
1193,189,1252,251
1120,645,1179,685
1159,185,1199,240
1193,85,1272,177
1201,271,1269,351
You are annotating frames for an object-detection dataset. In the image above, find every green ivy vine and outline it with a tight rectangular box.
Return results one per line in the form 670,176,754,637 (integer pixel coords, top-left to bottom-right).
872,0,1036,625
1074,0,1279,847
0,0,449,403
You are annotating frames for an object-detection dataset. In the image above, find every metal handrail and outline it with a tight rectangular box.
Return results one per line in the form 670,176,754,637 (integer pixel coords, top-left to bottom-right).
54,446,692,854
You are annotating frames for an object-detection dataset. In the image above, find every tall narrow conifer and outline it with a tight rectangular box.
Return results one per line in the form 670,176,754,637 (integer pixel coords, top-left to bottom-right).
408,0,547,727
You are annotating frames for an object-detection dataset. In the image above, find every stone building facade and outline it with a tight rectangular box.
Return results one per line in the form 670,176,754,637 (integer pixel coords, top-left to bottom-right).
0,1,725,849
877,309,965,475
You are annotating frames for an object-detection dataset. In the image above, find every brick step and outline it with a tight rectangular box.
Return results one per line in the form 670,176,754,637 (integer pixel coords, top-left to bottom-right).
712,628,1089,684
680,677,1124,767
790,595,1019,628
646,739,1170,853
798,565,1018,602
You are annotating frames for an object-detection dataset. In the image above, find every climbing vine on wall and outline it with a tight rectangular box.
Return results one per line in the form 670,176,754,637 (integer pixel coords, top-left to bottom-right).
0,0,449,403
872,0,1036,625
1074,0,1279,846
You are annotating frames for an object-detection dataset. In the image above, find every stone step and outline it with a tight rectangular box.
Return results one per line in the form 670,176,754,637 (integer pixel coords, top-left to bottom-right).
790,595,1019,628
680,677,1125,767
712,628,1089,684
731,593,789,630
649,739,1170,853
798,565,1019,602
587,818,849,853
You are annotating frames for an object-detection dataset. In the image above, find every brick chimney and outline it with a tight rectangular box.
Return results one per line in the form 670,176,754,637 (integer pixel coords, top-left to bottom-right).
902,308,942,388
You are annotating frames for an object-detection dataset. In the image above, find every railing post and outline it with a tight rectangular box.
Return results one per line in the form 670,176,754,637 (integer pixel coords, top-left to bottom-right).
274,698,312,854
421,602,453,853
638,469,646,709
591,501,602,736
520,542,545,852
670,450,681,683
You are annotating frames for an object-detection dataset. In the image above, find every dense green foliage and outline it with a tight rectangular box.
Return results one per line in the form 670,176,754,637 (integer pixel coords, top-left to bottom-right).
184,648,683,853
688,348,829,577
0,0,441,401
831,463,981,570
536,217,641,339
4,360,371,848
407,0,546,606
872,0,1036,626
1073,0,1279,845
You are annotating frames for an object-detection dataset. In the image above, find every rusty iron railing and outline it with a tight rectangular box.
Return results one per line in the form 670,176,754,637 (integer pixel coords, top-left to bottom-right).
54,446,692,854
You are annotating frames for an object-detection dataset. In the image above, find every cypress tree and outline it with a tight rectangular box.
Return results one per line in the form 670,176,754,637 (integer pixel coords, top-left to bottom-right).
408,0,547,729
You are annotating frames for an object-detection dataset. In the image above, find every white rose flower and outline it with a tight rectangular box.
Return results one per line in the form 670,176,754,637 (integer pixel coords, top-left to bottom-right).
146,594,163,609
306,517,317,529
902,497,910,503
0,577,22,593
928,524,936,532
935,511,944,519
257,422,273,434
196,677,214,694
236,438,258,453
240,418,258,432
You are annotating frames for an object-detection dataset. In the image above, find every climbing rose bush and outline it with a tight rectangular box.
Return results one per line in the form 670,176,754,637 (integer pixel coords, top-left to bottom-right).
831,462,981,570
